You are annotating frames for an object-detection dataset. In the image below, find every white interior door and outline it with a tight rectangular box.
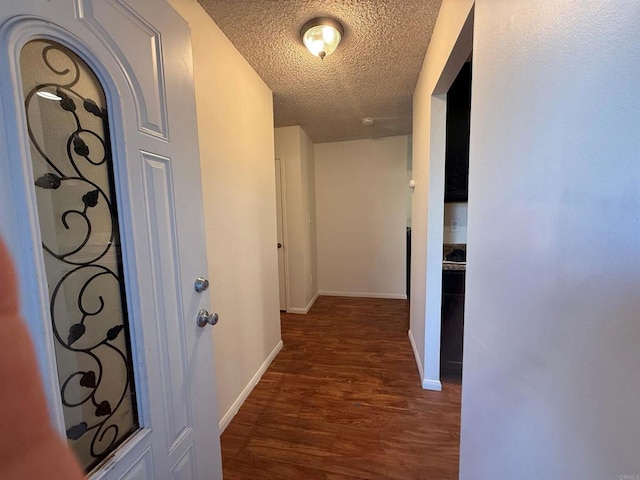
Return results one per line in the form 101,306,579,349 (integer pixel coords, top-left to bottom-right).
0,1,222,478
274,158,287,311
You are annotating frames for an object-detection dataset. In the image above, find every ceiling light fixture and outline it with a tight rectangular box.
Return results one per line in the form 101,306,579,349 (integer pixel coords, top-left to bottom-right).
301,17,344,60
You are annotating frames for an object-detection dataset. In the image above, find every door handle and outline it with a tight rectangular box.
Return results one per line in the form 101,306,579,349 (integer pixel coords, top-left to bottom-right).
196,309,219,327
277,243,282,249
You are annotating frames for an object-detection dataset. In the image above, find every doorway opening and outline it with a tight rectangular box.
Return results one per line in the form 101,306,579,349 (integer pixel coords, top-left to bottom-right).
441,61,471,381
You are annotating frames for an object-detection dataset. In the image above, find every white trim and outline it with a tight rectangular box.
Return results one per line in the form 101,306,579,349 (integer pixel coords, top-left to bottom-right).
286,290,319,314
318,290,407,300
422,379,443,391
218,340,283,433
408,329,424,379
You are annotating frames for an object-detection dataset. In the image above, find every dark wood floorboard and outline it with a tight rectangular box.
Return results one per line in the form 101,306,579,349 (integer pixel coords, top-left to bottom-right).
220,296,461,480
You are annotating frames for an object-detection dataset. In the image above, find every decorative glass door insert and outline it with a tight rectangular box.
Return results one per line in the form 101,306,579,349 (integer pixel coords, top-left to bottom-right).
20,39,139,473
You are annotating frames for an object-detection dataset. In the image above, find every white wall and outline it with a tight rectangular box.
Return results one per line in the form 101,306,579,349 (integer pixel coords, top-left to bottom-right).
315,137,408,299
274,126,318,313
169,0,282,430
411,0,474,390
460,1,640,479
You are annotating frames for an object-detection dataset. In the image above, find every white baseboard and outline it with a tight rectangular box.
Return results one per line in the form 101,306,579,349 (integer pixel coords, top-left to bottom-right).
218,339,283,433
318,290,407,300
408,330,442,391
286,291,319,314
422,379,443,391
408,329,424,378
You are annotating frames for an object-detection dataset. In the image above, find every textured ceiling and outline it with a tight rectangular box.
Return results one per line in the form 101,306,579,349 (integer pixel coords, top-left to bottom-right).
197,0,442,143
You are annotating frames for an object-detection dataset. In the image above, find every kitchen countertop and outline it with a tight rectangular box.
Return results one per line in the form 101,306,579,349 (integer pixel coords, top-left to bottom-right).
443,261,466,271
443,243,466,271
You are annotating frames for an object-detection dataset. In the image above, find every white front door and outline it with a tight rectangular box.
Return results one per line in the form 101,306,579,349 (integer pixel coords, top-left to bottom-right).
0,1,222,478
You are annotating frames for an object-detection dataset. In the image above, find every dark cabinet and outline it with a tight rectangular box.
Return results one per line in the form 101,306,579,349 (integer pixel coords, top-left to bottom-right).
440,269,465,378
444,62,471,203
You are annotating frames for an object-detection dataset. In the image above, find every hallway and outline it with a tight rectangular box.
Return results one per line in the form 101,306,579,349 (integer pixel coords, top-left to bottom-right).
220,296,462,479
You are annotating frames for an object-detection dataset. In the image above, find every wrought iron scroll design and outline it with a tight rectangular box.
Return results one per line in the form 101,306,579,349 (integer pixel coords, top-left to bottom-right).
24,40,138,472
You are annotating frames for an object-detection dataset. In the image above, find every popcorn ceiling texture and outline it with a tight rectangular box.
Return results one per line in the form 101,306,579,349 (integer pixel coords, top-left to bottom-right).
197,0,442,143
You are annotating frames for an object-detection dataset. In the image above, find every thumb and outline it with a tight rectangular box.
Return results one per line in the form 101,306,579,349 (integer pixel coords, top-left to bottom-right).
0,238,19,316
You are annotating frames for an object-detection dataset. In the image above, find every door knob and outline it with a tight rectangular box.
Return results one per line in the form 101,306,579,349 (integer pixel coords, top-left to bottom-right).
194,277,209,293
277,243,282,249
197,309,218,327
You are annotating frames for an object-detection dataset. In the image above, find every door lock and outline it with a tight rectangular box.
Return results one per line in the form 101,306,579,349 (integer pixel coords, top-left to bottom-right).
196,309,218,327
194,277,209,293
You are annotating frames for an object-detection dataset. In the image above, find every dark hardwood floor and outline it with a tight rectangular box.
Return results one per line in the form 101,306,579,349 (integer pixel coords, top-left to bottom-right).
220,296,462,479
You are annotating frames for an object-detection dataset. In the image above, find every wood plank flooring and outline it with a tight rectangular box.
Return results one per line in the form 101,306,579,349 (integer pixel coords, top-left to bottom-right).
220,296,461,479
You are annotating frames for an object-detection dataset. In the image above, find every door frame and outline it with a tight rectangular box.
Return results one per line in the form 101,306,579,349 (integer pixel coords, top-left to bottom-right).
420,7,474,389
274,157,291,312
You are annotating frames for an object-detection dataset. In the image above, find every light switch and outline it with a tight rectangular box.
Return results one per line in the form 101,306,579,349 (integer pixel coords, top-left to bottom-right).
451,218,460,233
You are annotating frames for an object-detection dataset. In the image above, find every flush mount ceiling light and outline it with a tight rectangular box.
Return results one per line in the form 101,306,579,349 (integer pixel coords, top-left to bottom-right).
301,17,344,60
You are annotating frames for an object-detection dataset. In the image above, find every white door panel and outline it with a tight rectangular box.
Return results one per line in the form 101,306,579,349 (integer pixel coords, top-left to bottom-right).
78,0,169,138
0,1,221,478
275,158,287,311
